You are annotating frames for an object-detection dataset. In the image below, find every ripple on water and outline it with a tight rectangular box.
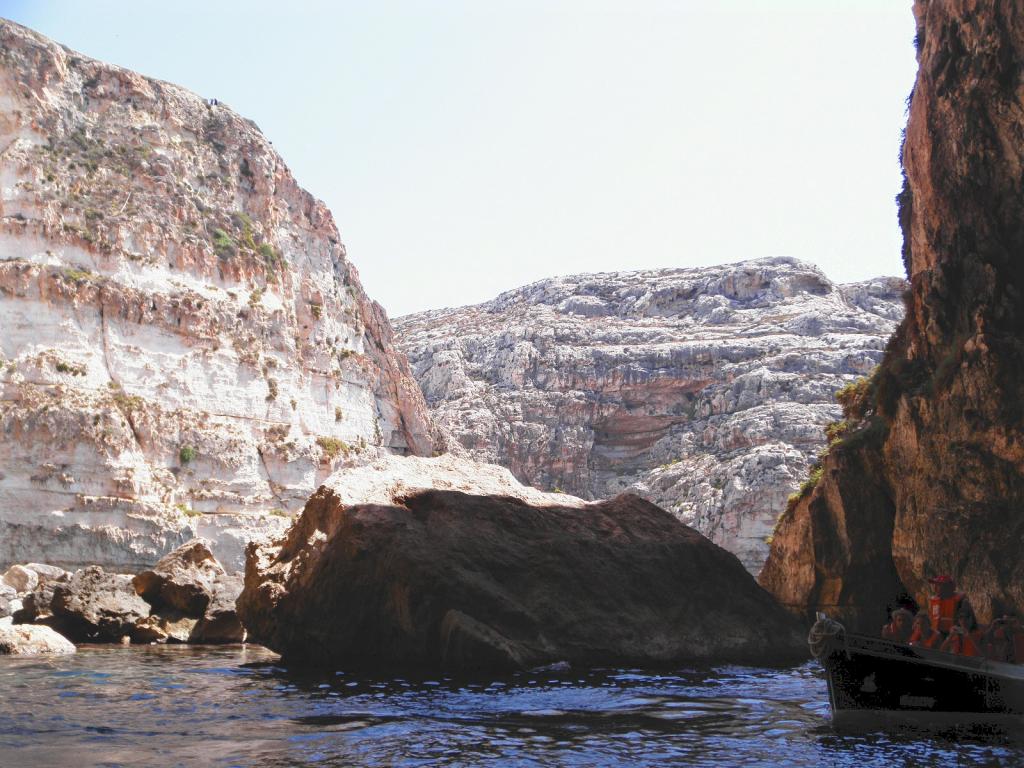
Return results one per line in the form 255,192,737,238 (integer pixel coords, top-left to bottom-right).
0,646,1023,767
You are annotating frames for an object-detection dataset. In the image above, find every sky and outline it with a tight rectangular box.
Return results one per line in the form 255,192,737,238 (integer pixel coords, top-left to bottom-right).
2,1,918,318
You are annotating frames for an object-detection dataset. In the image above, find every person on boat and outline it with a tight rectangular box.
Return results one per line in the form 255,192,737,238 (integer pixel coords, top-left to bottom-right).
984,613,1024,663
940,604,984,657
928,574,966,635
908,611,942,649
881,607,914,643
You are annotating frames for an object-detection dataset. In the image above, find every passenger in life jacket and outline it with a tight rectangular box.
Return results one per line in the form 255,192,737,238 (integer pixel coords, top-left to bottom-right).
984,614,1024,664
940,604,984,657
881,607,914,643
928,574,966,635
908,611,942,649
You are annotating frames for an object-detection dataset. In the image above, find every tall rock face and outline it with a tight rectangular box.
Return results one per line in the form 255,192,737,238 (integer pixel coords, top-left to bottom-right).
761,0,1024,629
395,258,904,572
0,20,436,570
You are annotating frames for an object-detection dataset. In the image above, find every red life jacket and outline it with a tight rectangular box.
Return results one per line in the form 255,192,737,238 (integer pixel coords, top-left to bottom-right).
930,593,964,633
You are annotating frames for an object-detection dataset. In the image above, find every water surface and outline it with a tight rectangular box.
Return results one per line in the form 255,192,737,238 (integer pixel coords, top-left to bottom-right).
0,645,1020,766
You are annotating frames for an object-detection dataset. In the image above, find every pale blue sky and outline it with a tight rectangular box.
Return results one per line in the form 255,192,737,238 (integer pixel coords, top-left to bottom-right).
2,1,917,317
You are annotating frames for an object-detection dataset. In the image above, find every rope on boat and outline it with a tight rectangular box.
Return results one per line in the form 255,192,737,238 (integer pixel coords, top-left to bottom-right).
808,615,847,659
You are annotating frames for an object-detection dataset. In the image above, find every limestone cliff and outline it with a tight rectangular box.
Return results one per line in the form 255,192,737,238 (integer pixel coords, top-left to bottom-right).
0,20,437,570
760,0,1024,629
395,258,903,571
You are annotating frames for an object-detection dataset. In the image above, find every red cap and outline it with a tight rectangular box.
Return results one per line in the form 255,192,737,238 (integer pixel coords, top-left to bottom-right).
928,574,954,584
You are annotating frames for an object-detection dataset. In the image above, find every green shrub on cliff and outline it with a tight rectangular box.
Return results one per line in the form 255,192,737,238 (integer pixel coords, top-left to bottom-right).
211,228,235,256
835,371,876,421
824,420,850,445
179,445,197,464
798,465,823,497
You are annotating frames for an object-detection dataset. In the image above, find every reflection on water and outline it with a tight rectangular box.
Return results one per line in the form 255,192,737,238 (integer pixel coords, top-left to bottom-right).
0,646,1021,767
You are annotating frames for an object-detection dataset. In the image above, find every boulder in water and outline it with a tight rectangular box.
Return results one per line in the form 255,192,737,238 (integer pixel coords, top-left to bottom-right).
239,481,804,673
190,572,246,644
49,566,150,642
133,539,225,617
0,623,75,655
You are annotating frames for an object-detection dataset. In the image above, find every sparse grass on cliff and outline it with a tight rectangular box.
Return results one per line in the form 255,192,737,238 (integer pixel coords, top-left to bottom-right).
107,382,143,415
175,502,201,518
55,360,86,376
60,266,95,284
316,436,350,461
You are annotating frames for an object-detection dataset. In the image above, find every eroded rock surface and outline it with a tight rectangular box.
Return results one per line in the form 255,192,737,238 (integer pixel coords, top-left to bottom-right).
396,258,903,571
761,1,1024,629
133,538,224,616
238,458,804,672
0,623,75,655
0,19,438,572
49,566,150,642
2,564,37,593
190,572,245,644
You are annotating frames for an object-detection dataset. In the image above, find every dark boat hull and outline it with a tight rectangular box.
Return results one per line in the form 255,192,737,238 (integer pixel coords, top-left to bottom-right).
818,633,1024,728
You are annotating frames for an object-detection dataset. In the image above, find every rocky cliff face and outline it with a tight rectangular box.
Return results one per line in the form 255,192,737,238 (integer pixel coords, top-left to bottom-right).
761,0,1024,629
0,20,437,570
395,258,904,571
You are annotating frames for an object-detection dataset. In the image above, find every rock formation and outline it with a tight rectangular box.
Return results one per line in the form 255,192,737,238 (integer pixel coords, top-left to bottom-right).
238,456,804,672
50,566,150,642
11,540,246,644
396,259,903,571
0,623,75,655
761,0,1024,630
133,538,224,616
0,19,439,572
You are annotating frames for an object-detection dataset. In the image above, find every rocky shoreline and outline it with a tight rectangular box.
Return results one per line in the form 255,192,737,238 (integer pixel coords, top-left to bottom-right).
3,455,808,672
0,538,245,654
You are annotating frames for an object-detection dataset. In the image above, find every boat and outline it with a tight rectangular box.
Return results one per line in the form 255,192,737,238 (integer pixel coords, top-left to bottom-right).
809,614,1024,729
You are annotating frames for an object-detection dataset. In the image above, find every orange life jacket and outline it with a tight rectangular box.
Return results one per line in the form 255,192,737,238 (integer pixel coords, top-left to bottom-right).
909,627,942,649
946,629,984,657
930,593,964,633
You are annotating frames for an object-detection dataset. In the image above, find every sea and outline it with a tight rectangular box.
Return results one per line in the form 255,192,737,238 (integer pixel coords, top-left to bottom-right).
0,645,1021,767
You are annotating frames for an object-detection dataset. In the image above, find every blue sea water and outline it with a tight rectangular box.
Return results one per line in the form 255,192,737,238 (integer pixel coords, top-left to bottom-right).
0,645,1020,767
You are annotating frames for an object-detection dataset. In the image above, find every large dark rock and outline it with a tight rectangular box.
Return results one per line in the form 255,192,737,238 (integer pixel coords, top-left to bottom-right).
133,539,225,617
190,572,246,644
239,487,804,672
12,571,69,626
49,566,150,642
